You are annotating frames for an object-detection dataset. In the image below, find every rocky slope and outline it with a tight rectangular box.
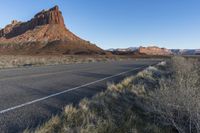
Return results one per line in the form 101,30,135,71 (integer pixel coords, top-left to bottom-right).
0,6,105,55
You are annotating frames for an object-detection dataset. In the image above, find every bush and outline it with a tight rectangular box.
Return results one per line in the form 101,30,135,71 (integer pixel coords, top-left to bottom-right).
151,56,200,133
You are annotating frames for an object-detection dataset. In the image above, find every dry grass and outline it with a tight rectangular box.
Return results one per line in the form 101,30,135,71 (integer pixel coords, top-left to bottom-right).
0,54,167,69
0,55,126,69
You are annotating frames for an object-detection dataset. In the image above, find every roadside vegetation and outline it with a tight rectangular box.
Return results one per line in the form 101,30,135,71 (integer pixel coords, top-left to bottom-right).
25,56,200,133
0,55,168,69
0,55,123,69
150,56,200,133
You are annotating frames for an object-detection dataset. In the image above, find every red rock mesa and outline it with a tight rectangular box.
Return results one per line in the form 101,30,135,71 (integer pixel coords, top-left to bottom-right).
0,6,104,55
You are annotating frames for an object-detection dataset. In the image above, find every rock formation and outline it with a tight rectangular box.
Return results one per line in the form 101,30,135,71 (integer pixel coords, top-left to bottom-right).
138,46,172,55
0,6,105,55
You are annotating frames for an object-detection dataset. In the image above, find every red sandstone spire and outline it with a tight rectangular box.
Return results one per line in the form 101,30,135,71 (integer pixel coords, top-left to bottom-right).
0,5,65,38
34,5,65,26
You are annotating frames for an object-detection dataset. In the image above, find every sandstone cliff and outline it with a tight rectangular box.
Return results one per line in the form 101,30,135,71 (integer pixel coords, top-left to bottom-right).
138,46,172,55
0,6,105,55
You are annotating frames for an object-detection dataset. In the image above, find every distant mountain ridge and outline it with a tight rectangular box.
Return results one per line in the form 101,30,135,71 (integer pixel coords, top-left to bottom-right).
0,6,105,55
171,49,200,55
108,46,200,55
108,47,138,52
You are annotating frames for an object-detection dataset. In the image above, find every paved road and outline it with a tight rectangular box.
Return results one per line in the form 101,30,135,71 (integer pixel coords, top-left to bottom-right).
0,59,160,133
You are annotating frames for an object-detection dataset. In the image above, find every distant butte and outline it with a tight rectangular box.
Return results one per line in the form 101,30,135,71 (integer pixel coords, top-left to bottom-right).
138,46,172,55
0,6,105,55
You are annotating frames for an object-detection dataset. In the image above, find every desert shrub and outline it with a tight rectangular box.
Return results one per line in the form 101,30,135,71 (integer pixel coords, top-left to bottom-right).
25,115,62,133
151,56,200,133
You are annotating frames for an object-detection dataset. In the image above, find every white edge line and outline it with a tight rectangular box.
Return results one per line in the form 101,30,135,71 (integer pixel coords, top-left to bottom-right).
0,66,145,114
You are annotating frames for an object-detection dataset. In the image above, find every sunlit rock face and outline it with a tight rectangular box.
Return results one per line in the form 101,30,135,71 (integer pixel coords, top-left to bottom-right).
0,6,105,55
138,46,172,55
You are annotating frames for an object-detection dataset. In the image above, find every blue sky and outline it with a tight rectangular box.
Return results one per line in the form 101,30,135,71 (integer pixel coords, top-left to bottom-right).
0,0,199,49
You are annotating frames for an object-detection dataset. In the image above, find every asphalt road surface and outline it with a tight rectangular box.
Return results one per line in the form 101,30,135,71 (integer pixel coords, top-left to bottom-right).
0,59,160,133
